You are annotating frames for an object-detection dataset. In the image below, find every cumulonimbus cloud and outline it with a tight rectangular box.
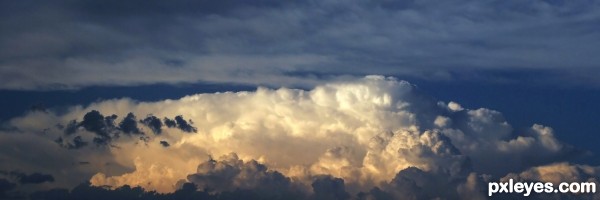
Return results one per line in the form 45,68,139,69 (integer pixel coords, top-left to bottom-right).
0,76,596,199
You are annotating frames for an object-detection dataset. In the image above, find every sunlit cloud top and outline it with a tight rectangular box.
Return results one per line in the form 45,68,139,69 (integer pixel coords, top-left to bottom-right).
0,76,596,199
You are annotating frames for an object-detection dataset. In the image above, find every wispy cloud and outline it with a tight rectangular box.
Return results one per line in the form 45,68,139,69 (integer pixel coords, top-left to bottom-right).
1,0,600,90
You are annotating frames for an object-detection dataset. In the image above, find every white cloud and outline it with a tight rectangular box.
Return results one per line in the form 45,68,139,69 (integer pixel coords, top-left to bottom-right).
0,76,590,197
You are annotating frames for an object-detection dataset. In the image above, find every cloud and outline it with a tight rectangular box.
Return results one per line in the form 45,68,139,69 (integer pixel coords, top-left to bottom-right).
5,172,55,185
0,179,16,198
159,141,170,147
173,115,197,133
119,113,143,135
79,110,118,145
0,76,595,199
52,110,198,149
62,120,79,136
495,162,600,199
502,162,599,185
1,1,600,90
310,176,350,200
55,136,88,150
163,117,176,128
0,171,55,199
140,115,163,134
29,162,598,200
186,153,303,198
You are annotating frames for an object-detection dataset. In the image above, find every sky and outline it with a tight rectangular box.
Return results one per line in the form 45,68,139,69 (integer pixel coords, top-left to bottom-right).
1,0,600,199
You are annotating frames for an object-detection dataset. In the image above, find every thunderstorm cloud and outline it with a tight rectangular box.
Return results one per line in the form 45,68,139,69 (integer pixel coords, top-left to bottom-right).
0,76,596,199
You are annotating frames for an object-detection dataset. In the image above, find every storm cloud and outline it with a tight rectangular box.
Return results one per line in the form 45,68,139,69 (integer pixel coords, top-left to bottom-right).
1,0,600,90
119,112,142,135
0,76,596,199
79,110,118,145
140,115,163,134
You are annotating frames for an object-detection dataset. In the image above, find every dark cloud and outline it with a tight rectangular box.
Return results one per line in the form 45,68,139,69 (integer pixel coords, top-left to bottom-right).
12,172,55,184
0,178,16,198
56,111,196,148
31,181,304,200
63,120,79,136
30,182,300,200
30,188,70,200
159,141,169,147
79,110,118,145
118,112,143,135
68,136,88,150
28,153,314,200
19,160,598,200
0,171,54,196
55,136,88,150
161,116,199,133
140,115,162,134
174,115,197,133
78,161,90,165
379,167,460,200
30,183,150,200
1,0,599,90
186,153,295,195
310,176,350,200
80,110,109,134
356,187,394,200
163,117,176,128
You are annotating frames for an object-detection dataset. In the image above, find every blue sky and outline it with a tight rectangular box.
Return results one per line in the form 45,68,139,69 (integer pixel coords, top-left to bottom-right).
1,0,599,199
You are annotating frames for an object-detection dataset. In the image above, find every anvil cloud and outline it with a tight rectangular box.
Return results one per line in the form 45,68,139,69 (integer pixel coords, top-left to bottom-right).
0,76,596,199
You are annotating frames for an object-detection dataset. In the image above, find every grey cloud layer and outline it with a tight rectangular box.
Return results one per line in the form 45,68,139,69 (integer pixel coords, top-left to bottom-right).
1,0,600,90
0,76,597,199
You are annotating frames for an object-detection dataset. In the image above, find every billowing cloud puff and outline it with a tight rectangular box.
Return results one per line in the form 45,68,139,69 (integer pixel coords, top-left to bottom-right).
186,153,306,199
0,76,595,199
